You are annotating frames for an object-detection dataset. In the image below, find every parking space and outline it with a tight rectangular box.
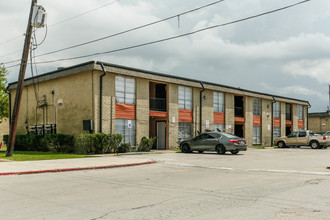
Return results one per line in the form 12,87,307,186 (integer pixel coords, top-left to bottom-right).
125,148,330,174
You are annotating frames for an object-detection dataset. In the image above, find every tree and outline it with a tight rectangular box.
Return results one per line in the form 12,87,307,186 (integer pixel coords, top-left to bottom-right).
0,65,9,123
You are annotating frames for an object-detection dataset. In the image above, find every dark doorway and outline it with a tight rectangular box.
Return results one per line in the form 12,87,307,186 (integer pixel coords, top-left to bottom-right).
235,124,244,138
286,126,292,136
234,96,244,117
150,83,167,112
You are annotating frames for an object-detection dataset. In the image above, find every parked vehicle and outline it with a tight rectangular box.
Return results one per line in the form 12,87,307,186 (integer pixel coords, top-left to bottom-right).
323,131,330,137
274,130,330,149
179,131,247,155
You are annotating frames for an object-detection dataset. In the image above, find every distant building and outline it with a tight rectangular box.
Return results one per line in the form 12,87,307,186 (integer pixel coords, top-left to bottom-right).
308,111,330,134
7,61,310,148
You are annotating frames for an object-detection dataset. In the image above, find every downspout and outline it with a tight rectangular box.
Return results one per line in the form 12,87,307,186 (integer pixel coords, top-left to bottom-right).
307,101,311,130
271,96,276,146
5,87,11,127
200,82,205,133
99,63,107,133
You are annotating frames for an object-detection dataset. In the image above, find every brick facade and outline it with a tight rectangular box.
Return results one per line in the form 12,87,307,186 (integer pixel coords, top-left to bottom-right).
7,61,310,148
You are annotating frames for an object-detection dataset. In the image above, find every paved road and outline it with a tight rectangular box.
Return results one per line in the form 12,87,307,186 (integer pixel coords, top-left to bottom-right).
1,148,330,219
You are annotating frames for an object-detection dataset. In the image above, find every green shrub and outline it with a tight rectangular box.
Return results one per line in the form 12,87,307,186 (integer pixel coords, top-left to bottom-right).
3,134,8,146
77,134,95,154
104,134,123,153
13,134,47,151
44,134,75,153
117,142,131,153
138,136,156,152
76,133,123,154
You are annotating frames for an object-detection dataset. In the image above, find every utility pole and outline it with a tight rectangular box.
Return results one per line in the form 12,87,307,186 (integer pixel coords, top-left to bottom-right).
328,84,330,113
6,0,37,157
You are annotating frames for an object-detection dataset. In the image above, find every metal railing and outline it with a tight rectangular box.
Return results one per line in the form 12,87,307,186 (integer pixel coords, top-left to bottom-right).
234,107,244,117
149,97,167,112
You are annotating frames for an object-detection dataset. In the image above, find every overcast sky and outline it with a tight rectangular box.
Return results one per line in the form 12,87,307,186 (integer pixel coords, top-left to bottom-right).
0,0,329,112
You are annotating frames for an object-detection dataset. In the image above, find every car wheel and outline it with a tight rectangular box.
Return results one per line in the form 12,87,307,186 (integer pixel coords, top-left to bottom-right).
216,145,226,155
277,141,285,148
310,141,320,149
198,151,204,153
296,146,301,148
231,150,239,155
182,144,191,153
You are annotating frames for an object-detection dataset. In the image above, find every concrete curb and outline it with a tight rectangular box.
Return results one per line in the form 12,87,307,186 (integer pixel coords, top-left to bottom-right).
0,160,157,176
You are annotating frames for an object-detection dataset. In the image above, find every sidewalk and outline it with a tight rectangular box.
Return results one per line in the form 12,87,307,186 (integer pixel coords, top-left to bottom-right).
0,156,156,176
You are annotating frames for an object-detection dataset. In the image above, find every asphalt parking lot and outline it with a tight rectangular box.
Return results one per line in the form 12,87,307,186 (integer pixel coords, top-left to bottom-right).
1,148,330,220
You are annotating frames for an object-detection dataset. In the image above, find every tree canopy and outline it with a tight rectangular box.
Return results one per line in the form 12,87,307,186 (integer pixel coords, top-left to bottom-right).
0,65,9,122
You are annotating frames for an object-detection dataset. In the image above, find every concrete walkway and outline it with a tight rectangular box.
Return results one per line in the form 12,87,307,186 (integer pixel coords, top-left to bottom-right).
0,156,156,176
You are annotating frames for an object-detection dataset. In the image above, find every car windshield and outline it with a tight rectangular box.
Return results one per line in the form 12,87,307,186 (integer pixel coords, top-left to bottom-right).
221,133,239,139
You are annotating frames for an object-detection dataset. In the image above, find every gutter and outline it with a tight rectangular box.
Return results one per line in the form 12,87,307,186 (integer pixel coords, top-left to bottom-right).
99,63,107,133
271,96,276,146
200,82,205,133
307,101,311,130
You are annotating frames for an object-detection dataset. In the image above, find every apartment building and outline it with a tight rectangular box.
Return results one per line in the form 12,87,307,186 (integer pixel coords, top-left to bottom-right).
7,61,310,148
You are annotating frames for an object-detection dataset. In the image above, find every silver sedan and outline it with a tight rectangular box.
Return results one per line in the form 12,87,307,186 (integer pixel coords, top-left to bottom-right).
179,132,247,155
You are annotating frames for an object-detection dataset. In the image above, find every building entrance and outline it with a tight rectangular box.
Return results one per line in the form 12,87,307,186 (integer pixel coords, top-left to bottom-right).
156,121,166,150
286,126,292,136
235,124,244,138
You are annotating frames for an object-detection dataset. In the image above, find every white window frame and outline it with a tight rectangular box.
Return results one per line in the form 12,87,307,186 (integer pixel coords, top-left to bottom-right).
178,122,192,142
115,76,136,104
273,126,281,141
273,102,281,118
213,92,224,113
178,86,192,110
253,126,261,144
115,119,136,146
214,124,224,132
253,98,261,116
297,105,303,120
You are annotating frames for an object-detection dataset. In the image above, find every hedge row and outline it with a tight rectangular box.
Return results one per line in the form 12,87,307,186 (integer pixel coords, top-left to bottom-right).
76,134,131,154
3,134,74,153
2,133,134,154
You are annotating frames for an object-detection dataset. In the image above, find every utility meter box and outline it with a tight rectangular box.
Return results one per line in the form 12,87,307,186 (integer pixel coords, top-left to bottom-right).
31,5,47,28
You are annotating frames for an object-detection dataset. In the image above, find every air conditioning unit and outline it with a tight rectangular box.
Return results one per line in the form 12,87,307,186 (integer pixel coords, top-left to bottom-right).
31,5,47,28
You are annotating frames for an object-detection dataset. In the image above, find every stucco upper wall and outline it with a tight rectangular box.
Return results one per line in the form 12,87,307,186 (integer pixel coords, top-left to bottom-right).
9,70,94,136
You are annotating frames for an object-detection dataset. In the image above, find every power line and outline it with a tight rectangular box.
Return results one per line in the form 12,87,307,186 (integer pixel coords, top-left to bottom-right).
0,0,120,49
1,0,225,65
48,0,120,27
34,0,225,58
28,0,311,66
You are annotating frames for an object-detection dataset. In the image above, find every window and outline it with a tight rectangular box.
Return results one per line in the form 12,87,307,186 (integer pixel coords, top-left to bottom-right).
209,133,221,138
297,105,303,120
115,76,135,104
286,104,292,121
214,124,224,132
178,122,192,142
253,126,261,144
178,86,192,110
115,119,136,145
253,98,261,116
298,131,306,137
288,132,298,138
213,92,224,112
273,102,281,118
273,127,280,141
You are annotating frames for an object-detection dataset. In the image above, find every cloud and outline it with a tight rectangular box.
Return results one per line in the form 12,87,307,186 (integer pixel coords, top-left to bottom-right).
283,59,330,84
260,82,327,101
